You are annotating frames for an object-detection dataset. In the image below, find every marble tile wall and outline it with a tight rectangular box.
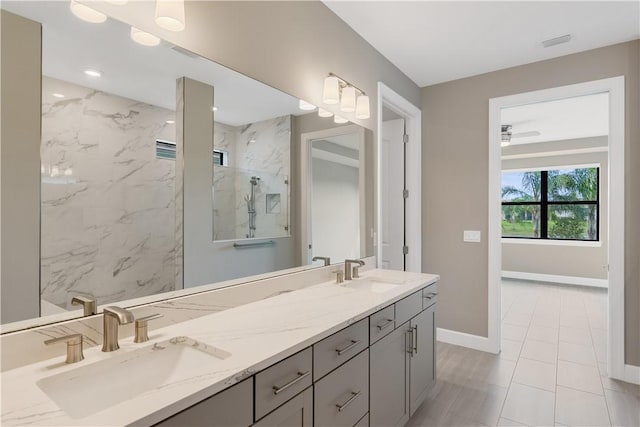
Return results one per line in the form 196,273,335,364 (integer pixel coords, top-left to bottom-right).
212,115,291,240
40,77,178,311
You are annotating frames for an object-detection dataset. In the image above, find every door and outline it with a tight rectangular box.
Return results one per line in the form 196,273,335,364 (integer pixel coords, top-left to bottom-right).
370,323,411,427
381,116,406,270
409,305,436,415
253,387,313,427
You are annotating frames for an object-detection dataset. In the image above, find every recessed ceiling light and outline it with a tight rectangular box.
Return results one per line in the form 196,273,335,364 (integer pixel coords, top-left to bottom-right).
52,93,65,98
130,27,161,47
212,106,218,112
166,120,175,124
84,69,102,77
299,100,316,111
70,0,107,24
542,34,572,48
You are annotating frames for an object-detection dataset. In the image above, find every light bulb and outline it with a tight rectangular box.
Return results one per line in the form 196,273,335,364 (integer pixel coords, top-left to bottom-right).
318,108,333,118
155,0,185,32
322,76,340,105
130,27,161,47
355,95,370,119
64,168,73,176
334,115,348,124
340,86,356,113
70,0,107,23
298,100,316,111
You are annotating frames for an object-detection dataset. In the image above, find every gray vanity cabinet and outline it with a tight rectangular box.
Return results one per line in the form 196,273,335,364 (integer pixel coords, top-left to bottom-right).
369,323,411,427
152,378,253,427
252,387,312,427
409,304,436,416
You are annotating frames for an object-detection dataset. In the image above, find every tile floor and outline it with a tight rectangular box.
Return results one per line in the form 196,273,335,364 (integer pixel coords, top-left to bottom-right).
407,279,640,427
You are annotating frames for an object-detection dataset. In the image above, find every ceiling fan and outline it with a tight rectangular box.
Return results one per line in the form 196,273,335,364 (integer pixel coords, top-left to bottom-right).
501,125,541,146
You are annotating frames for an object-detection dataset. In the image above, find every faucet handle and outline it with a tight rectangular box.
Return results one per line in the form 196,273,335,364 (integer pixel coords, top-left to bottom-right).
44,333,84,364
71,295,97,316
332,269,344,284
134,314,163,343
352,265,362,279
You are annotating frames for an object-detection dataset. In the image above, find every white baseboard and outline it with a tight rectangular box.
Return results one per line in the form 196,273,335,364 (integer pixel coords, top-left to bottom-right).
437,328,498,354
624,364,640,385
502,270,608,288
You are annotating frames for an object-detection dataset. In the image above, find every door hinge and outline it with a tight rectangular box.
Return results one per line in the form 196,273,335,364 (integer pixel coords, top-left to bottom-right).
403,245,409,255
403,189,409,199
403,134,409,144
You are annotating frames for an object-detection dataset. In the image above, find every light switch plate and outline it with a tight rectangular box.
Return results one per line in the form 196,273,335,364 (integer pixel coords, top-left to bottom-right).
463,230,481,243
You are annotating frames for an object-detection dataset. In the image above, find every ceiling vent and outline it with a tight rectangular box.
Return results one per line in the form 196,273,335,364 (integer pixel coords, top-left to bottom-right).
542,34,572,48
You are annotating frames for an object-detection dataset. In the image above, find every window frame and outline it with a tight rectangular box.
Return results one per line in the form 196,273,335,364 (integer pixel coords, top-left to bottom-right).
501,167,600,242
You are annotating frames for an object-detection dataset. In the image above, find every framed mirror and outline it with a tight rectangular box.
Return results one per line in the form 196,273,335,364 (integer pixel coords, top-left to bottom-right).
0,0,375,331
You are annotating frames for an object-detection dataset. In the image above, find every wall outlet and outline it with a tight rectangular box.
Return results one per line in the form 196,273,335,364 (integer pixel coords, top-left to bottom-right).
463,230,481,243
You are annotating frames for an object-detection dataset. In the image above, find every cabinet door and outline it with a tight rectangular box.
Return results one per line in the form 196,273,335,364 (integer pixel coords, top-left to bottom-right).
409,305,435,416
369,323,411,427
253,387,312,427
154,378,253,427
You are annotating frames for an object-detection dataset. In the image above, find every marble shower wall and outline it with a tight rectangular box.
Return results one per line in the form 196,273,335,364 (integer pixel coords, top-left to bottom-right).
213,115,291,240
40,77,178,311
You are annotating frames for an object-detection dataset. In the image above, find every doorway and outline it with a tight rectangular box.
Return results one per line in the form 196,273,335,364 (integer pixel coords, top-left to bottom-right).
488,77,627,382
377,82,422,273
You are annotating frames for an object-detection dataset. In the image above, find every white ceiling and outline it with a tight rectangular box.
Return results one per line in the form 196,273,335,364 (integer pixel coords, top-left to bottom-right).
324,1,640,87
1,1,302,126
501,92,609,144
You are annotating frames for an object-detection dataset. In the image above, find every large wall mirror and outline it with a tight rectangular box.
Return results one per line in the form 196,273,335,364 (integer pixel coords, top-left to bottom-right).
0,1,375,330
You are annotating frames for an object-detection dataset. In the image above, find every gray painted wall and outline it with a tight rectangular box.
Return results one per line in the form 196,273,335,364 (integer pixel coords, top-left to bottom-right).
0,11,41,323
422,40,640,366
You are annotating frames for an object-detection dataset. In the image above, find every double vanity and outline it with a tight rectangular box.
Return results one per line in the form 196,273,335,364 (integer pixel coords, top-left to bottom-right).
1,268,439,427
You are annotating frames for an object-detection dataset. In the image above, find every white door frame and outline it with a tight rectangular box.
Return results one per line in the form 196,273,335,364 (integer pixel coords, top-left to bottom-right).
300,125,366,265
488,76,628,382
377,82,422,272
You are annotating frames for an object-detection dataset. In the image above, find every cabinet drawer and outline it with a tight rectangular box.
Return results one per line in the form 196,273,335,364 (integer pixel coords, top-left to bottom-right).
369,305,395,345
354,413,369,427
313,318,368,380
314,349,369,427
422,282,438,309
395,290,422,326
255,347,312,421
154,378,253,427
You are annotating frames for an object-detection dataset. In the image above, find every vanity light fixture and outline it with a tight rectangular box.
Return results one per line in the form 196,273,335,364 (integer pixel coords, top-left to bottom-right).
70,0,107,23
334,115,348,124
155,0,185,32
299,100,316,111
52,93,65,99
322,73,370,119
84,69,102,77
130,27,161,47
318,108,333,118
166,120,175,124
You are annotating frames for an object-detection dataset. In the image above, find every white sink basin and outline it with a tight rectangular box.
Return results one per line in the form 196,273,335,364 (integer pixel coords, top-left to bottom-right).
37,336,230,419
345,276,403,293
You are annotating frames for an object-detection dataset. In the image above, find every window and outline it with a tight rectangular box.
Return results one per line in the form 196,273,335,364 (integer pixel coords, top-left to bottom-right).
501,167,599,241
155,140,228,167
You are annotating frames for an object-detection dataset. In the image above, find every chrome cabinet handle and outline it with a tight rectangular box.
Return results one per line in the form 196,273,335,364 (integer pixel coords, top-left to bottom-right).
272,371,310,395
413,325,418,354
376,318,394,331
406,328,414,355
336,339,360,356
423,292,437,300
336,391,361,412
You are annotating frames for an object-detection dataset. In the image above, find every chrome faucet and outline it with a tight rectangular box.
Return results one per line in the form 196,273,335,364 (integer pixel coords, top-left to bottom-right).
45,333,84,364
312,256,331,266
71,295,97,316
102,306,134,352
344,259,365,281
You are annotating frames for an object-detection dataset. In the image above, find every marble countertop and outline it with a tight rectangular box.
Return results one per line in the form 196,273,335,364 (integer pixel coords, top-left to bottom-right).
1,269,438,426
